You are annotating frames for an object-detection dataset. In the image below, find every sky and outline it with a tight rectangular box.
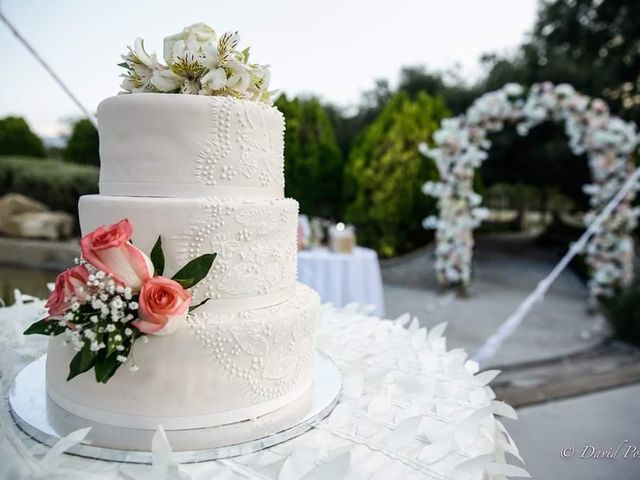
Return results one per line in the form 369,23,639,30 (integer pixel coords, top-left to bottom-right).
0,0,538,138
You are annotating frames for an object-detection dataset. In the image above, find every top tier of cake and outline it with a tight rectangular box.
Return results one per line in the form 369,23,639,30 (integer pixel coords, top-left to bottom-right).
97,94,285,199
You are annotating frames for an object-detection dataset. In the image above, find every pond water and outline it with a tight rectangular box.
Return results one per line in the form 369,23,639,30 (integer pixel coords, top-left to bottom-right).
0,266,60,305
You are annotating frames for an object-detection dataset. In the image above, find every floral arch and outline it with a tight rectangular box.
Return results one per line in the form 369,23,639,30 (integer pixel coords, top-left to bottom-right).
420,82,639,298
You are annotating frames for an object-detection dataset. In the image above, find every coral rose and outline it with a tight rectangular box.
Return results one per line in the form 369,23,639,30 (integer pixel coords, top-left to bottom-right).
80,219,153,290
45,265,90,317
134,277,191,335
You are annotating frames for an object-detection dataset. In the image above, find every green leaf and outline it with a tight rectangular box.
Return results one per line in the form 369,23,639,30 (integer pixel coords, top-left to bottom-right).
171,253,216,289
242,46,251,62
150,236,165,276
67,344,97,381
94,350,122,384
188,298,210,313
117,62,131,70
24,318,65,336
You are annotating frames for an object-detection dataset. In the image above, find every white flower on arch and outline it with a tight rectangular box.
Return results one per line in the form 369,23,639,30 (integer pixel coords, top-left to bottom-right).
420,82,640,298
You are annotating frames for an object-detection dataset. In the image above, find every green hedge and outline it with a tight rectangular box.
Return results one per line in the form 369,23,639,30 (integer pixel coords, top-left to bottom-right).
0,156,98,215
344,91,449,257
275,95,344,219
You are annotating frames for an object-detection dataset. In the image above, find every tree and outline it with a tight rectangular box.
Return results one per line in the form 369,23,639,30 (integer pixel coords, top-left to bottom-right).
473,0,640,211
0,116,45,158
532,0,640,122
325,67,478,163
345,92,450,257
63,119,99,166
326,79,392,160
397,66,481,115
275,95,343,219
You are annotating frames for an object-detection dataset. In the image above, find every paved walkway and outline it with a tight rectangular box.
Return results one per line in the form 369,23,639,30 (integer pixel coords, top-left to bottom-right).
505,384,640,480
382,234,640,479
381,234,609,367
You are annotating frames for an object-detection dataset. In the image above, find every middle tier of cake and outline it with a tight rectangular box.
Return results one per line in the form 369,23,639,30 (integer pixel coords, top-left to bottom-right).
79,195,299,312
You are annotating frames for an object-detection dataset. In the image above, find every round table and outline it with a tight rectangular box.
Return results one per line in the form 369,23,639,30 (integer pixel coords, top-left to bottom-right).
298,247,386,317
0,299,527,480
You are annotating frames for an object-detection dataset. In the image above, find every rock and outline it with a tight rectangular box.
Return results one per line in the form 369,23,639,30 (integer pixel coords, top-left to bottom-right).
0,193,48,221
0,193,74,240
10,211,75,240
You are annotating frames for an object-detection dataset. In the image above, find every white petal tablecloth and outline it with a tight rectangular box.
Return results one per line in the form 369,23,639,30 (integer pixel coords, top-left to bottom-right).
0,297,528,480
298,247,385,317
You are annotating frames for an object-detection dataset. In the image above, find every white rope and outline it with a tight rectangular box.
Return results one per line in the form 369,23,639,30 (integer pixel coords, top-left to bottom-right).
0,6,97,128
472,167,640,366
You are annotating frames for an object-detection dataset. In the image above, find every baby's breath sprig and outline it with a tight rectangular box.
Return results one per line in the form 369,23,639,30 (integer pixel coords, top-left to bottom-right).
25,232,216,384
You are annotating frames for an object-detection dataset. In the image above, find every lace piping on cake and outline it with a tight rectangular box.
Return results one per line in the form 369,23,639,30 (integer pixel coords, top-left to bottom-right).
176,197,297,301
194,98,285,189
195,97,233,186
185,286,316,404
237,105,284,188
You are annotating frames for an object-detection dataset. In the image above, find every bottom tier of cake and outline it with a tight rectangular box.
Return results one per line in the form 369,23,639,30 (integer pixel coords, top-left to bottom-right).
46,283,319,432
46,382,312,452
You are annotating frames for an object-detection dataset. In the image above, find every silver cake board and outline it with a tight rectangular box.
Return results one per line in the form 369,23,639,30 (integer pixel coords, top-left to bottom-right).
8,352,342,464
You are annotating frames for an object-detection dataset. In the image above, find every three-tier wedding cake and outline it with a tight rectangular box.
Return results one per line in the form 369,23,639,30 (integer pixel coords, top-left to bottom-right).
33,23,320,450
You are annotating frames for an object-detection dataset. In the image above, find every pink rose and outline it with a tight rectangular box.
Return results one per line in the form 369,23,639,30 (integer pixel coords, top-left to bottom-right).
45,265,90,317
134,277,192,335
80,219,153,290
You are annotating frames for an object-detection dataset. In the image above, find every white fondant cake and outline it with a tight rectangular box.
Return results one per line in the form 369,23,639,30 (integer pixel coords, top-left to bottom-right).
45,93,320,449
98,95,285,198
47,283,317,430
78,195,299,311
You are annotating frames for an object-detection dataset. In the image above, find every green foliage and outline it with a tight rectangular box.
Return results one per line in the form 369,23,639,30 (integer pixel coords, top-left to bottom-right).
150,237,165,276
275,95,343,219
480,122,591,211
603,282,640,347
0,116,46,158
344,92,450,257
63,119,99,166
68,345,98,381
24,318,66,336
326,80,393,160
481,0,639,123
472,0,640,204
171,252,216,289
532,0,640,122
397,66,481,115
0,156,98,215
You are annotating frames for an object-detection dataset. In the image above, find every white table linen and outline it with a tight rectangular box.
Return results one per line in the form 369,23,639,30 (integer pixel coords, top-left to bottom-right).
297,247,385,317
0,297,527,480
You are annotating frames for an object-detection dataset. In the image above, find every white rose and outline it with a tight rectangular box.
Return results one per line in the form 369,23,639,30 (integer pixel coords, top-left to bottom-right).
184,22,216,43
163,23,216,64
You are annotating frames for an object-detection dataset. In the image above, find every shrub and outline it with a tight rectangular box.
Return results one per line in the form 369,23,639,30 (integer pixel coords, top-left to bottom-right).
344,91,450,257
0,156,98,215
603,283,640,347
63,119,99,166
275,95,343,219
0,116,46,158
